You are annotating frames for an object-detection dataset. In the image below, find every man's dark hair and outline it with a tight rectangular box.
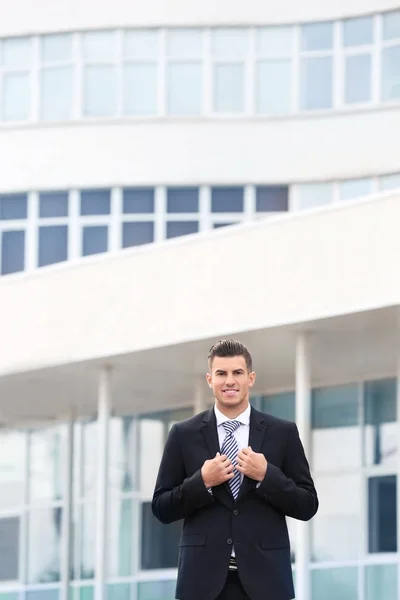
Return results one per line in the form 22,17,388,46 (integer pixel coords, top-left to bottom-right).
208,339,253,372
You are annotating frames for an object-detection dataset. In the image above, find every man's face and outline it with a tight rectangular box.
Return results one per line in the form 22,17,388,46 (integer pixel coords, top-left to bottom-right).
206,355,256,415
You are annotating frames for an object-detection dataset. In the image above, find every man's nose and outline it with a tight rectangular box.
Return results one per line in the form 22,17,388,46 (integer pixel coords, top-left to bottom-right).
225,374,235,385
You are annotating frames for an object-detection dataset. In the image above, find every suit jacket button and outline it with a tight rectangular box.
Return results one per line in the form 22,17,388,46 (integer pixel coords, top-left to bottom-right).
227,538,233,545
233,510,239,516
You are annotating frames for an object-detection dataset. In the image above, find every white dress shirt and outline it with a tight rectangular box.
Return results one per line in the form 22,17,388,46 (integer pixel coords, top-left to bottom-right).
214,404,251,485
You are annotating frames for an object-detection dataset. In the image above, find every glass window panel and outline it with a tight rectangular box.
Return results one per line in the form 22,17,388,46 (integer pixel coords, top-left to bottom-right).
213,222,234,229
211,187,244,213
312,567,358,600
1,230,25,275
26,591,59,600
256,60,291,114
3,73,30,120
80,190,111,215
167,29,202,57
82,226,108,256
74,504,95,579
39,192,69,218
82,421,97,499
27,507,62,582
256,27,293,57
382,10,400,41
301,57,332,110
339,178,373,200
166,221,199,238
123,188,154,214
365,564,398,600
301,22,333,51
141,501,181,569
38,225,68,267
167,187,199,213
109,416,137,493
83,66,117,116
122,222,154,247
0,593,19,600
345,54,371,104
70,587,94,600
167,63,202,115
343,16,373,47
138,580,176,600
108,498,133,577
41,34,73,62
312,384,361,471
124,30,158,59
29,426,67,502
297,183,333,210
0,517,19,581
258,392,295,421
83,31,116,61
212,28,248,58
107,584,131,600
123,64,157,115
0,194,27,220
214,63,244,112
382,46,400,101
256,186,289,211
40,67,73,120
380,173,400,190
368,475,397,553
0,431,25,510
312,474,361,561
2,37,31,68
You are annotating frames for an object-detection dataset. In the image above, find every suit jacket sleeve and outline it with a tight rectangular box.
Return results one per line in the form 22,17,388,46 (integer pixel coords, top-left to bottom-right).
152,423,215,524
256,422,318,521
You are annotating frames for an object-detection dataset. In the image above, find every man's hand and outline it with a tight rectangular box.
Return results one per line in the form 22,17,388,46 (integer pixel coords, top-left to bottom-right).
236,446,268,482
201,452,235,489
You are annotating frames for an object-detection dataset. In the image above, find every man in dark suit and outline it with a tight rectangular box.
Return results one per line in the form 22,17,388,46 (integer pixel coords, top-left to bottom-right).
152,339,318,600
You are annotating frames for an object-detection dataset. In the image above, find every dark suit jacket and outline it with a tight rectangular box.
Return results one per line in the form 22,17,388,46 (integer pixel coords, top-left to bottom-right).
152,406,318,600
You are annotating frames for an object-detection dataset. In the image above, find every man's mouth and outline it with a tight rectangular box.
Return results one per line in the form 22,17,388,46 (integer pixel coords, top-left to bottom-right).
222,389,239,396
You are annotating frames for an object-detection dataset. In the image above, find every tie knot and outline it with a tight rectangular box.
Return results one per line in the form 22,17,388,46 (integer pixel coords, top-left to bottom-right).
222,420,241,435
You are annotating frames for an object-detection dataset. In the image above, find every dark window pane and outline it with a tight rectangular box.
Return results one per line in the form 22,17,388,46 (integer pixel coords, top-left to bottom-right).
312,384,359,429
256,186,289,211
82,226,108,256
0,194,27,220
123,188,154,214
167,221,198,238
0,517,19,581
258,392,295,421
39,226,68,267
1,230,25,274
211,187,244,213
368,475,397,553
141,502,181,569
213,222,234,229
80,190,110,215
39,192,69,218
122,222,154,247
364,379,397,466
167,188,199,213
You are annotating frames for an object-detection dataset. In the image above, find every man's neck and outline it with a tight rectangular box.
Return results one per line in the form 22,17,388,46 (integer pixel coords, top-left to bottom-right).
215,401,249,420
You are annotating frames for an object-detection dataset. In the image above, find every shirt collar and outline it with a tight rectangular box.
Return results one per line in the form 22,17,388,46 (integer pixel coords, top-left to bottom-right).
214,403,251,427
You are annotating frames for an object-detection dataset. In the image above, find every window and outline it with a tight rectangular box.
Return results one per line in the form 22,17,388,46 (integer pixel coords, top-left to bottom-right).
296,183,333,210
368,475,397,553
301,22,333,51
123,188,154,213
82,226,108,256
212,29,247,113
167,29,202,115
39,192,69,218
311,567,358,600
0,517,20,581
379,173,400,190
123,30,158,115
0,194,27,220
141,501,181,569
27,508,63,582
300,22,333,110
83,31,117,116
345,54,371,103
80,190,111,215
1,230,25,274
382,46,400,101
109,416,137,493
255,27,293,114
365,564,398,600
211,187,244,213
38,225,68,267
107,498,133,577
29,427,67,502
339,178,373,200
256,186,289,211
166,221,198,238
167,187,199,213
122,222,154,247
258,392,295,421
382,10,400,41
40,34,73,120
364,378,397,467
138,581,176,600
2,37,31,121
0,431,25,510
343,16,373,46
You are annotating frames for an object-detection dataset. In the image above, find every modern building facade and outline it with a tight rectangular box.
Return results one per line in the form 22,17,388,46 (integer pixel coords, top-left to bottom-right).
0,1,400,600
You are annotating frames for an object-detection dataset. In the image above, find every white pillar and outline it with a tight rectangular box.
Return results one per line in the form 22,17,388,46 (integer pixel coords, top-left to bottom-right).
295,333,312,600
95,367,111,600
194,377,208,415
60,415,74,600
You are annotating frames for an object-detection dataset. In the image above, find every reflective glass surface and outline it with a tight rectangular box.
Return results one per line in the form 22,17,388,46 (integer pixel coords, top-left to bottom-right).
166,221,199,239
364,378,397,466
1,230,25,274
39,192,69,218
122,222,154,247
82,226,108,256
27,507,63,582
368,475,397,553
0,431,25,509
123,188,154,214
0,517,19,581
108,498,133,577
109,416,137,493
211,187,244,213
0,194,28,220
38,225,68,267
29,426,67,502
167,188,199,213
312,567,358,600
167,63,202,115
365,564,398,600
214,64,244,112
137,580,176,600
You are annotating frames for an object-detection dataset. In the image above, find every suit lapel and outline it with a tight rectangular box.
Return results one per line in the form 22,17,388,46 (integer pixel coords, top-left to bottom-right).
237,406,267,502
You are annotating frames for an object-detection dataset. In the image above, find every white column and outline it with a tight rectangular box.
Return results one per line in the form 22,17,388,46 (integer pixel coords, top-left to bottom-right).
295,333,312,600
61,415,74,600
194,377,208,415
95,367,112,600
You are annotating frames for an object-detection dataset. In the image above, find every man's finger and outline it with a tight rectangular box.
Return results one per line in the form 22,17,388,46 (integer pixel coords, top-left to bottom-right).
241,447,251,455
216,452,220,457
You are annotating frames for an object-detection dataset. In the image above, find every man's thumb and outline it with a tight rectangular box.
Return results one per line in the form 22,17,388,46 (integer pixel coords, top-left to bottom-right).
216,452,220,457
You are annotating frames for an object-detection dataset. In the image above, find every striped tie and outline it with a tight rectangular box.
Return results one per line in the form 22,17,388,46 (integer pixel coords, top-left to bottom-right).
221,420,241,499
